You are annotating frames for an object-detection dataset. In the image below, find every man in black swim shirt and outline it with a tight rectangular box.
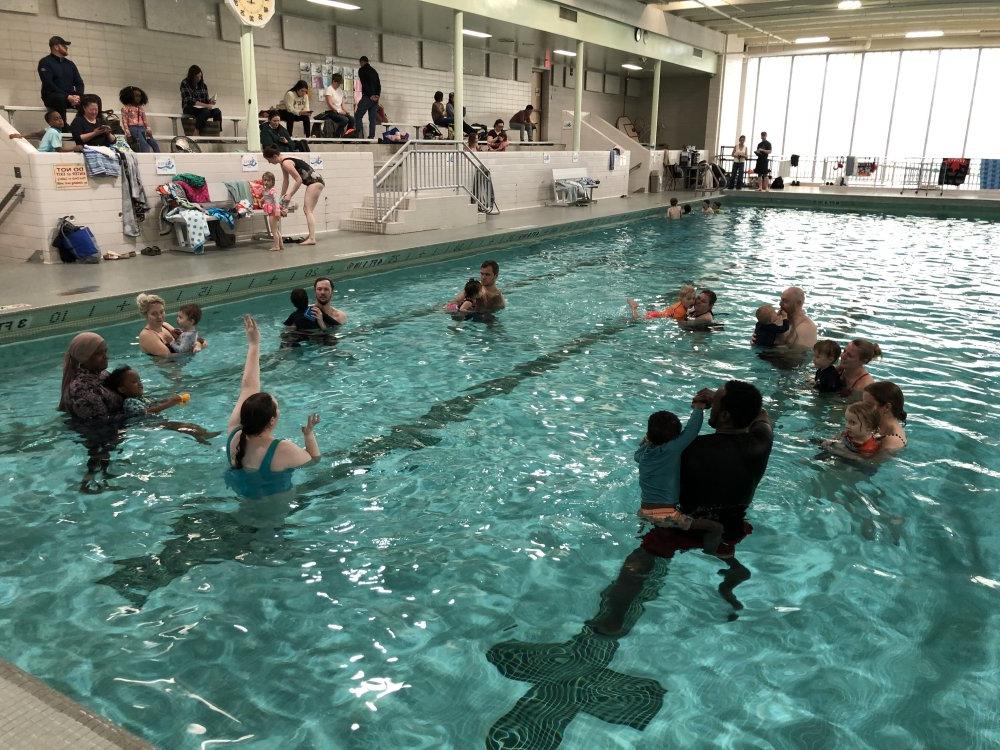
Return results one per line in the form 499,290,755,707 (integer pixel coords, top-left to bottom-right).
588,380,773,634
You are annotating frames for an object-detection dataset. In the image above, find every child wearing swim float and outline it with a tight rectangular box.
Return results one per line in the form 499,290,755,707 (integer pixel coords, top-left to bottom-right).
628,284,694,322
825,401,881,458
634,402,724,554
261,171,287,252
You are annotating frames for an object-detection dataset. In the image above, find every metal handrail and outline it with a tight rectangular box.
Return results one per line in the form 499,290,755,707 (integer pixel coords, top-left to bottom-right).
372,142,495,224
0,184,24,229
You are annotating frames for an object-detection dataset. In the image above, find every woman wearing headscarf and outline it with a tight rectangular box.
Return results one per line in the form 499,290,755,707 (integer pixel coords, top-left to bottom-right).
59,332,123,420
60,332,124,492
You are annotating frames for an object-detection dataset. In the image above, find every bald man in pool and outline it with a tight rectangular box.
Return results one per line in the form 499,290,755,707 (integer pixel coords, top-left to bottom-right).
773,286,817,348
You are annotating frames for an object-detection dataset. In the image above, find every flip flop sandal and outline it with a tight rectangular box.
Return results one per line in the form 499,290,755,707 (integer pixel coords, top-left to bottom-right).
102,252,121,260
141,246,156,256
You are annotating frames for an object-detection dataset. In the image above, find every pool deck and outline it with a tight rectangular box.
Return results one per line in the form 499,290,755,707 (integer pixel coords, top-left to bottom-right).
0,660,153,749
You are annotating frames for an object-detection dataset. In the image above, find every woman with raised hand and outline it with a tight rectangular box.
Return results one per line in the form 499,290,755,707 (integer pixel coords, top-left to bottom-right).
225,315,321,500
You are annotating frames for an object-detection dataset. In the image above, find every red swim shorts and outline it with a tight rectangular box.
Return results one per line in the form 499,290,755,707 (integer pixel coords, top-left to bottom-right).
641,521,754,559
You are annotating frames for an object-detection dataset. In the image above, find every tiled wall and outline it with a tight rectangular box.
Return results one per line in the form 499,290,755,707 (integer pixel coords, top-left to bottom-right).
0,0,541,137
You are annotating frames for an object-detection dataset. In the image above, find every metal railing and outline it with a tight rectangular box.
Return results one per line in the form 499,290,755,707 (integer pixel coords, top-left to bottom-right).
372,141,496,224
0,184,24,228
715,148,988,192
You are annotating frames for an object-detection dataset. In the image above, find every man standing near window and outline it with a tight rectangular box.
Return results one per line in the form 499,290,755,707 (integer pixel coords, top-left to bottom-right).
754,131,772,192
38,35,84,129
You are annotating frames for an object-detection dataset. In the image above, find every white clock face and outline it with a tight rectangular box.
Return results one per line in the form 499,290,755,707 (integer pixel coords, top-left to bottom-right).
226,0,276,28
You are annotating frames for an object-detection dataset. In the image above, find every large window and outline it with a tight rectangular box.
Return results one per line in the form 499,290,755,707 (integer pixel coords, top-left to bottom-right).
717,55,744,150
885,50,938,159
739,57,760,140
851,52,899,158
783,54,826,159
814,54,861,157
750,56,792,154
715,47,998,165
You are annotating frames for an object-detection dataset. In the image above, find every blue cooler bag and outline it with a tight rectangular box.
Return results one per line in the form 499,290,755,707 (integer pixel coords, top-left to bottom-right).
53,217,100,263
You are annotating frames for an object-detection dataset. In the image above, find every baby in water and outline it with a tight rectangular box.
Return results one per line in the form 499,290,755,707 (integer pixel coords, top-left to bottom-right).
751,303,789,348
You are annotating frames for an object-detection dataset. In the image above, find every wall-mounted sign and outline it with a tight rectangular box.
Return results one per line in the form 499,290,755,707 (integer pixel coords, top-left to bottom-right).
155,156,177,175
53,164,88,189
571,152,580,163
242,154,261,172
309,155,325,171
542,152,551,165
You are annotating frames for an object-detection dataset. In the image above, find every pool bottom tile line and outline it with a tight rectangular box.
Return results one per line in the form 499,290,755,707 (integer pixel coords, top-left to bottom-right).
97,315,637,606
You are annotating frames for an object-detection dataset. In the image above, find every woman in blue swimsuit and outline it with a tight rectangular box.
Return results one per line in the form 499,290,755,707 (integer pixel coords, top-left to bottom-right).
225,315,320,500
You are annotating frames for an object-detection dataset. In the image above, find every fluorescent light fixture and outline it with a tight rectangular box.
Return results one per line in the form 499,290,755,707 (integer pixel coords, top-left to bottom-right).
553,49,577,57
794,35,831,44
838,0,862,9
905,30,944,38
307,0,361,9
621,63,643,71
462,29,491,38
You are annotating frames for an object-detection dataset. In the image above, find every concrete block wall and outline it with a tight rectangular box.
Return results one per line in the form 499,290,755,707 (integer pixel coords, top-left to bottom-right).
0,115,374,263
0,0,537,140
477,150,627,211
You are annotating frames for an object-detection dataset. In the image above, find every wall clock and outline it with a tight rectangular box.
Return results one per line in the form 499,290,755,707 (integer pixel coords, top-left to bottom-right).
225,0,276,27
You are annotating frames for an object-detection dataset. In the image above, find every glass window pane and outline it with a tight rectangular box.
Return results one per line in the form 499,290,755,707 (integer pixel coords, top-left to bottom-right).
815,53,861,157
740,57,759,138
718,56,744,151
960,49,1000,158
852,52,899,158
924,49,978,157
885,50,939,160
784,54,826,158
751,56,792,155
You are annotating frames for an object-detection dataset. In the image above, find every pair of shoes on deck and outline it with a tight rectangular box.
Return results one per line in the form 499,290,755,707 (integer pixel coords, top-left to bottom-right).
140,245,162,256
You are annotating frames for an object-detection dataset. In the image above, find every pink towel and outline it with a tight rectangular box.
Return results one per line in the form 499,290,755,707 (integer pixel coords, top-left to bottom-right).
176,180,209,203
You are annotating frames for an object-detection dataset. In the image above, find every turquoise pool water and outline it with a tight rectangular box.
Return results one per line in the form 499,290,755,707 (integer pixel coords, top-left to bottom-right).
0,207,998,749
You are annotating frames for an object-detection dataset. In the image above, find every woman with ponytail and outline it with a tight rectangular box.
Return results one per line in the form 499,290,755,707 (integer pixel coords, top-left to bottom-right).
225,315,320,499
863,381,907,454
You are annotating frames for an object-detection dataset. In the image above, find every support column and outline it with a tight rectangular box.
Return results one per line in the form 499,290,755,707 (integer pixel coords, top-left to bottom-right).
454,11,464,141
573,40,585,151
649,59,661,148
240,25,260,151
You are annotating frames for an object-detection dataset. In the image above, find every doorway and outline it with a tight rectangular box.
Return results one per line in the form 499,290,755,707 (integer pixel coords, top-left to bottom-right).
531,70,547,141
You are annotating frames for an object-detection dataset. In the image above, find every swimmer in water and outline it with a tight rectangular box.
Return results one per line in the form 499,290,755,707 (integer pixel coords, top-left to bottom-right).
822,401,880,460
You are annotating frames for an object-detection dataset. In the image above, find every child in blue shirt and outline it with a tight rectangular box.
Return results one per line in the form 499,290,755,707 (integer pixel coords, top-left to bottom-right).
104,366,218,443
634,403,724,553
9,111,78,152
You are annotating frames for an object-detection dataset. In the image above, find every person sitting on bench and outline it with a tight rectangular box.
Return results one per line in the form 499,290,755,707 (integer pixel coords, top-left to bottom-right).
180,65,222,135
319,73,355,137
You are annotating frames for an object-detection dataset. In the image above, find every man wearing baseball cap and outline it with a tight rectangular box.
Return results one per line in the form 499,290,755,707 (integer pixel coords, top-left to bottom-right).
38,35,85,128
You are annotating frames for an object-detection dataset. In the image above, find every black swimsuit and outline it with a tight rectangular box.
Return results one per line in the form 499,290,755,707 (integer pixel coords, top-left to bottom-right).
283,157,324,186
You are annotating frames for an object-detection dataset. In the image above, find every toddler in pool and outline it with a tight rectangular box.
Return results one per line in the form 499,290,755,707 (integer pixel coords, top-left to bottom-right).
634,400,724,553
104,366,218,443
824,401,881,458
751,303,789,347
445,278,483,315
812,339,844,393
628,284,695,321
171,303,203,354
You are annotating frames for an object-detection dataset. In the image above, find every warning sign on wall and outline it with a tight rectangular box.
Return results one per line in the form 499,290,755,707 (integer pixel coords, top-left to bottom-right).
53,164,89,189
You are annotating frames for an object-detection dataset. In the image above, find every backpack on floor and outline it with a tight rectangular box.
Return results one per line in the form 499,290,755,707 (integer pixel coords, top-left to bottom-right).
52,216,100,263
771,176,784,190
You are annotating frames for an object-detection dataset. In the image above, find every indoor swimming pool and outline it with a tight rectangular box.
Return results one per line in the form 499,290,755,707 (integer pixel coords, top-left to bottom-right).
0,206,997,749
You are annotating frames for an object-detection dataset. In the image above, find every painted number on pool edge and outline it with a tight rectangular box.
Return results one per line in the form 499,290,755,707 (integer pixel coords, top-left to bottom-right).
0,317,30,331
49,310,69,324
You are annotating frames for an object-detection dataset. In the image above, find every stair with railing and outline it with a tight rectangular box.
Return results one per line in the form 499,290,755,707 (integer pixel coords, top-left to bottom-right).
342,142,496,234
